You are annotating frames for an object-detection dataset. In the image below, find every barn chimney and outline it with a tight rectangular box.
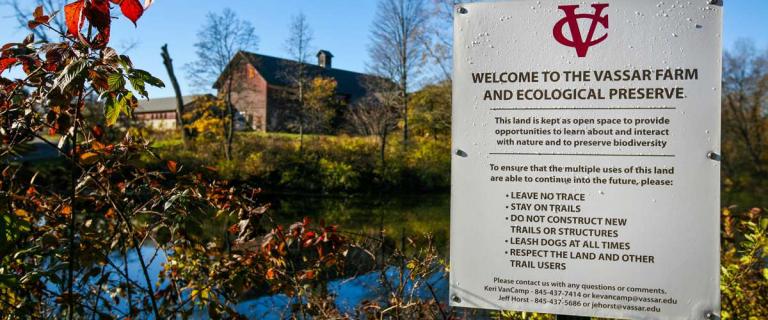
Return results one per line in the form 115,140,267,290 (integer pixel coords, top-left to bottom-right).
317,50,333,69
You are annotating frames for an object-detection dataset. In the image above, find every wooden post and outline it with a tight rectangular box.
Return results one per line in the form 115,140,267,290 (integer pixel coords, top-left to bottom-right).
160,44,190,148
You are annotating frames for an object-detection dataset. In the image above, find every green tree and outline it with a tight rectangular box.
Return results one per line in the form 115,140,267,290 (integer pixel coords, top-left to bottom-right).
409,81,451,138
304,76,342,133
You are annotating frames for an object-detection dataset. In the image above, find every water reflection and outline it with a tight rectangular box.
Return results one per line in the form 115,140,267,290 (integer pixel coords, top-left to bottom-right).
107,193,451,317
265,193,450,252
236,267,448,319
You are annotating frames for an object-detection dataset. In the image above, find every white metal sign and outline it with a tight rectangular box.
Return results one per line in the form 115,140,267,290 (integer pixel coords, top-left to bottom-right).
450,1,721,319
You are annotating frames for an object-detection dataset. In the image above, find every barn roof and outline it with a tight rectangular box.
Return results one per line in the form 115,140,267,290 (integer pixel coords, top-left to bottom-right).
214,51,381,100
135,96,200,113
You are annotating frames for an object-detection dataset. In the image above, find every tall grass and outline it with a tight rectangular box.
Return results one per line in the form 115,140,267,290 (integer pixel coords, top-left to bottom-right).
149,132,451,194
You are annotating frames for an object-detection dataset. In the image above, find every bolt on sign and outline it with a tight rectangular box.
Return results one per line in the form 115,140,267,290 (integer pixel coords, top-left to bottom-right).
450,1,721,319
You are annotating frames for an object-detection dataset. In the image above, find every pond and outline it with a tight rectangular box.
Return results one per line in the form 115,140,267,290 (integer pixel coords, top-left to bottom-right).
264,192,451,251
112,248,450,319
101,193,453,318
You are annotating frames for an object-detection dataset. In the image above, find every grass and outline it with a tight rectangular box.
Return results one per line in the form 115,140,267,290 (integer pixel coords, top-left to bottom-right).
148,131,451,194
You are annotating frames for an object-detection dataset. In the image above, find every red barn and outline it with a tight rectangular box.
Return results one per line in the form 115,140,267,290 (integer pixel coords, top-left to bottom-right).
213,50,380,132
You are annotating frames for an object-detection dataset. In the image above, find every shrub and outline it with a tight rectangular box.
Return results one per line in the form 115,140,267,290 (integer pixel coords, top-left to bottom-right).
153,133,451,193
406,138,451,190
319,159,359,191
720,207,768,319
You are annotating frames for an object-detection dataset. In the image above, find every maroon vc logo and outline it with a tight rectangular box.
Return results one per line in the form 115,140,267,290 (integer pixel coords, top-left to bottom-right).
553,3,610,58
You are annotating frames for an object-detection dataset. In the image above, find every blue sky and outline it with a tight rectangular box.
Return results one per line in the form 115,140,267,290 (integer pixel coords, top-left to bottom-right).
1,0,766,98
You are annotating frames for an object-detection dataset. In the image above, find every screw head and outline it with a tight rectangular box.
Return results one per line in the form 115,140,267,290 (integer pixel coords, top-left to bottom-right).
452,295,462,303
457,7,468,14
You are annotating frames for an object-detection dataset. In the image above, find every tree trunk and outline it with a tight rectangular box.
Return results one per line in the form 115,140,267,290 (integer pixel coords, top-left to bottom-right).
299,124,304,152
225,76,235,161
298,78,305,153
400,18,410,149
380,127,388,167
160,44,189,149
401,77,409,148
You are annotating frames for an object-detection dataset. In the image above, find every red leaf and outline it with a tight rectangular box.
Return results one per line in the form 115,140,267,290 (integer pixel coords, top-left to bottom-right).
266,268,276,280
91,125,104,138
0,58,17,74
93,26,111,47
29,6,51,30
167,160,178,174
119,0,144,25
33,5,44,19
19,56,41,75
60,205,73,217
64,0,86,37
87,0,112,46
26,186,38,197
105,207,116,219
87,1,111,28
28,21,42,29
45,47,63,60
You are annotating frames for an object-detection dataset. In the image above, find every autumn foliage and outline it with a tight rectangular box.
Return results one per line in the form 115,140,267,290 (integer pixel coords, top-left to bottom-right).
3,1,765,319
0,2,346,319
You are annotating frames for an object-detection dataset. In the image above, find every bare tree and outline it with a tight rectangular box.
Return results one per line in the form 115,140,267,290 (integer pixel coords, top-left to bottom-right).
283,13,314,151
347,80,400,166
420,0,476,81
2,0,67,41
722,39,768,179
186,8,258,160
368,0,430,147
